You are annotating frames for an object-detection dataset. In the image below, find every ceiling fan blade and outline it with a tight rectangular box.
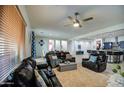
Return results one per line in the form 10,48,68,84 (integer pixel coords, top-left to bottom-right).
83,17,93,22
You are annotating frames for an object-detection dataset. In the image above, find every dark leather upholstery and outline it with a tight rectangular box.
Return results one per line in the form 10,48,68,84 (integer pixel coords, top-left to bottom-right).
13,58,40,87
82,52,107,72
38,70,53,87
45,52,61,68
38,66,62,87
56,51,75,62
13,63,36,87
0,57,62,87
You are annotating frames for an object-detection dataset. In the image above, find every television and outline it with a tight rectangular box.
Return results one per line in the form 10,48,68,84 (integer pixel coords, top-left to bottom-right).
103,42,113,49
119,41,124,49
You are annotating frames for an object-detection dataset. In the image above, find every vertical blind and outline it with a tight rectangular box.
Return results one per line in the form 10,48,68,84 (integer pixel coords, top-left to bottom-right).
0,5,26,82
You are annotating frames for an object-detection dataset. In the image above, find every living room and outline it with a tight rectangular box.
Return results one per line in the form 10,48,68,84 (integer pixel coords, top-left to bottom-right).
0,5,124,87
27,5,124,87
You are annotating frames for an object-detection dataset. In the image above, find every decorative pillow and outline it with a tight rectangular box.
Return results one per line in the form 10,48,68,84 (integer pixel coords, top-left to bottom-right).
89,55,97,63
66,54,72,59
52,56,57,60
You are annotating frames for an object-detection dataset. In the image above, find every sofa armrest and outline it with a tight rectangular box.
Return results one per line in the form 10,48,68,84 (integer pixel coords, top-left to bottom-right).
97,61,106,65
82,58,89,62
34,70,47,87
37,63,48,70
72,57,75,59
72,57,75,61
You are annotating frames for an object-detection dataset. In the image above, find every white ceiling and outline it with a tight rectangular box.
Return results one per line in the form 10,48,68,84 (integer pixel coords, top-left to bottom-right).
26,5,124,39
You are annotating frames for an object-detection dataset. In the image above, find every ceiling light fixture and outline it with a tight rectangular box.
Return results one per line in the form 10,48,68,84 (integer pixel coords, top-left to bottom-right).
73,22,79,27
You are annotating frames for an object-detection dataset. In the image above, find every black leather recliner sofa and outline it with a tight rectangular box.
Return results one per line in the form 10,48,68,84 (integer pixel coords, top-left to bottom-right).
0,57,62,87
82,52,108,72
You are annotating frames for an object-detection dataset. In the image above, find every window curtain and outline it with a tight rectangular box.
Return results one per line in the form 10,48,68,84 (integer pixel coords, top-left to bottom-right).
0,5,26,82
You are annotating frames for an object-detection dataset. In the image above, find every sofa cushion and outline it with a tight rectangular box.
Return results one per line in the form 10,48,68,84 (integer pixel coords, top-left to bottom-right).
34,70,47,87
89,55,97,63
51,56,58,60
14,62,35,87
66,54,72,59
18,64,33,81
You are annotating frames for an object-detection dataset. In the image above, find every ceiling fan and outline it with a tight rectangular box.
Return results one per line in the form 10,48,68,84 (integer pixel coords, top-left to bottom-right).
64,12,93,28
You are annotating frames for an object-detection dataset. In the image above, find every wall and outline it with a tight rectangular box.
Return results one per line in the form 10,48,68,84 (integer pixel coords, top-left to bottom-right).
104,37,116,42
35,36,68,57
68,40,75,55
68,39,103,55
18,6,31,59
68,39,104,63
103,36,124,43
68,40,94,63
118,36,124,42
35,37,49,57
68,40,95,55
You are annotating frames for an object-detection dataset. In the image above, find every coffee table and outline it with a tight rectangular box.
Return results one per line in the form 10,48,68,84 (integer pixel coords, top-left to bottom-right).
58,62,77,72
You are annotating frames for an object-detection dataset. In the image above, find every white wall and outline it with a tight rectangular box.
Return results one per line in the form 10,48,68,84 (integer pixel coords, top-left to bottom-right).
72,23,124,40
104,37,116,42
68,40,95,63
68,40,76,55
18,6,31,58
118,36,124,42
35,36,68,57
68,40,95,56
68,39,103,56
102,36,124,43
68,39,105,63
35,37,49,57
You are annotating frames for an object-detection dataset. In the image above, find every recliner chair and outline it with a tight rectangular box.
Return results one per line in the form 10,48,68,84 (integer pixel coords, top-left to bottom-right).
26,57,62,87
0,57,62,87
38,66,62,87
82,52,108,72
45,51,62,68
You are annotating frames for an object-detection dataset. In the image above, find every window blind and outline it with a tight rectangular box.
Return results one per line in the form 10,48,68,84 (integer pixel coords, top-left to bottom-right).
0,6,26,82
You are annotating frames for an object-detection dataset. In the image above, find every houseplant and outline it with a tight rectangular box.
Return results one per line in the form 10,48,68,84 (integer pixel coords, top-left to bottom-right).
112,65,124,77
107,64,124,87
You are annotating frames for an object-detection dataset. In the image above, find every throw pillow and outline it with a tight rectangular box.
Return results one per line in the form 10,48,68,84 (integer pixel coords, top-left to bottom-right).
89,55,97,63
52,56,57,60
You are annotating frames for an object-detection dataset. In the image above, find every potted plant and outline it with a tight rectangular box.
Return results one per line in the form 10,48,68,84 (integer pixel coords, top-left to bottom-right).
112,65,124,77
107,64,124,87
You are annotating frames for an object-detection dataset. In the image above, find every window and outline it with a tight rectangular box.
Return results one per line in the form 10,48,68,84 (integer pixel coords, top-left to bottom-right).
61,40,67,51
48,39,54,51
0,6,26,82
55,40,61,51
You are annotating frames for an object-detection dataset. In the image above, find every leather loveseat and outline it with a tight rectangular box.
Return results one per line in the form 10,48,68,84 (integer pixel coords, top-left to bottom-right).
82,52,108,72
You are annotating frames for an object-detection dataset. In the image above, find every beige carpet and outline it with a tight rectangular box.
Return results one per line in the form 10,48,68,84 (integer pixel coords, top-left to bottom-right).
53,64,109,87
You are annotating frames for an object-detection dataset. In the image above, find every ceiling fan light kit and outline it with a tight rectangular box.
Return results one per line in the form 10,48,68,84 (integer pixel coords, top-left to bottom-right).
73,22,80,27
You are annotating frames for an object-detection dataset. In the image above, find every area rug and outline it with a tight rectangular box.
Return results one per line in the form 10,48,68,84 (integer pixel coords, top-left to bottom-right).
53,64,109,87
